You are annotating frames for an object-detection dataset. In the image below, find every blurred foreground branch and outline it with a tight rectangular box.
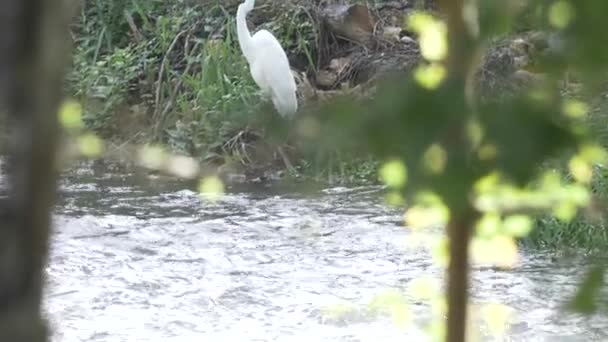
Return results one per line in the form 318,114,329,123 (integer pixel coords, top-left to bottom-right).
0,0,71,340
436,0,480,341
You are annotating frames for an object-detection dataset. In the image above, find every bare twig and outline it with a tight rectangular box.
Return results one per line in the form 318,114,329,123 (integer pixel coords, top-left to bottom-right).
93,26,106,65
295,5,320,73
154,29,200,136
153,28,189,120
124,10,143,43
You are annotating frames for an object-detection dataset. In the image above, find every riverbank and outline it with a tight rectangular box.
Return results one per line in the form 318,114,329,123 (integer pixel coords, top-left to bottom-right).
68,0,608,251
69,0,412,182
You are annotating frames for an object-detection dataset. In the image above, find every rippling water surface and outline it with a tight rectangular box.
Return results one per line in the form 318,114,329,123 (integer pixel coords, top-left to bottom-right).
43,162,608,341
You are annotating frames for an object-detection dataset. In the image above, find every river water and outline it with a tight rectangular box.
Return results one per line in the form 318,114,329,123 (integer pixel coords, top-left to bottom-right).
43,162,608,341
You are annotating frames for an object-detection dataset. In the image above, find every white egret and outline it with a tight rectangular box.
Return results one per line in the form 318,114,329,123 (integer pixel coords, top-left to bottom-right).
236,0,299,172
236,0,298,118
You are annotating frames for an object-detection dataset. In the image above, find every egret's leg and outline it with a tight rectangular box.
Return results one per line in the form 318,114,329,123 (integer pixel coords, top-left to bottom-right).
278,123,298,175
253,87,297,174
277,145,296,174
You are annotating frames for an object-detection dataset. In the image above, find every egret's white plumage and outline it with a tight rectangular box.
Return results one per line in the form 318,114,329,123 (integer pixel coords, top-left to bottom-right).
237,0,298,118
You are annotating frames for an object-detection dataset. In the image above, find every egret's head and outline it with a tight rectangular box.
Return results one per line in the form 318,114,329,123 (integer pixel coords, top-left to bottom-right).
241,0,255,12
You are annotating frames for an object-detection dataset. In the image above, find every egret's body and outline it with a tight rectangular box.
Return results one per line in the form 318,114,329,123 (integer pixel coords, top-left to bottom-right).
237,0,298,118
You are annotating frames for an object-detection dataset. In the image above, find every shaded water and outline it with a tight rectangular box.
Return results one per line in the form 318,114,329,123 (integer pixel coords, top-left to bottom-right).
44,162,608,341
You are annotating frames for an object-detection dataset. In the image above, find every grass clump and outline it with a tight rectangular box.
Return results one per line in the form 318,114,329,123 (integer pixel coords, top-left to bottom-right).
523,168,608,252
522,96,608,252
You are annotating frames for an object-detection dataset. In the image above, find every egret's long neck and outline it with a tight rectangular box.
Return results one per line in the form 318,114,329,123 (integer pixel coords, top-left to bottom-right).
236,4,254,62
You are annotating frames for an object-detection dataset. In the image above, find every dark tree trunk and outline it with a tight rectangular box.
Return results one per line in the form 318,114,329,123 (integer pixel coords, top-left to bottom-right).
0,0,71,340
